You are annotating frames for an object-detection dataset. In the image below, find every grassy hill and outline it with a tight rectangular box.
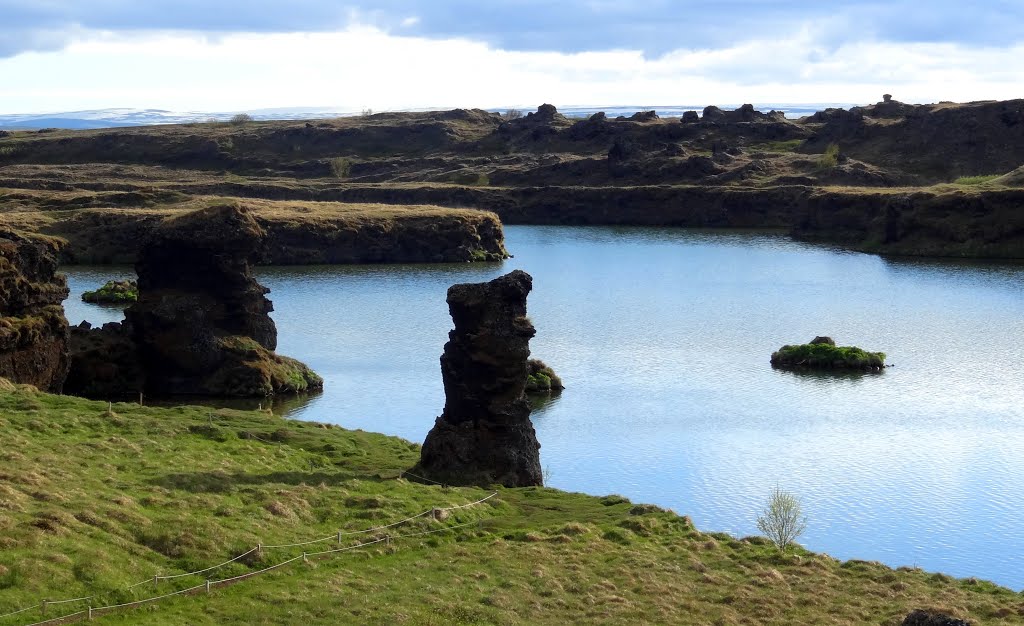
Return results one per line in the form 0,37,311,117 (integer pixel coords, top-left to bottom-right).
0,382,1020,625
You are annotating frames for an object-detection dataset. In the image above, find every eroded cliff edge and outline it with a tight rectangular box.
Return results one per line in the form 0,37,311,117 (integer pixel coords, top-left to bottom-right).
0,230,69,391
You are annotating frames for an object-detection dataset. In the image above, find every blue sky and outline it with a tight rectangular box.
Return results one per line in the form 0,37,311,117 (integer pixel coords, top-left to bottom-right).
1,0,1022,113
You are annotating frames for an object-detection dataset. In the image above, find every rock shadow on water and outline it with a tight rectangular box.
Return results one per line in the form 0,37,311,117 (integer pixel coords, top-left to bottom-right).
527,388,564,416
770,366,885,385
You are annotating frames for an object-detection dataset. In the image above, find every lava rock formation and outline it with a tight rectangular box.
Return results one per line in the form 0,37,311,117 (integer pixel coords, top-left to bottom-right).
0,230,70,391
418,270,543,487
67,203,321,397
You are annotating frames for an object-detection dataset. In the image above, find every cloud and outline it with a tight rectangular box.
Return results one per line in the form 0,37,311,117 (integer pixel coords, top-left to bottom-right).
0,0,1021,59
2,25,1021,114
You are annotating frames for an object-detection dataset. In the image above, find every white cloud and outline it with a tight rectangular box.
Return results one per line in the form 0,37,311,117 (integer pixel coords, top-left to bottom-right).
0,25,1021,113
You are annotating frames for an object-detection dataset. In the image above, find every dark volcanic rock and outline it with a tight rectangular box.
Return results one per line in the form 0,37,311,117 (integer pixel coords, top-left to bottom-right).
902,610,971,626
65,321,143,397
124,203,321,396
810,336,835,345
608,136,643,163
702,106,726,121
418,270,542,487
681,110,700,123
0,230,70,391
629,110,659,122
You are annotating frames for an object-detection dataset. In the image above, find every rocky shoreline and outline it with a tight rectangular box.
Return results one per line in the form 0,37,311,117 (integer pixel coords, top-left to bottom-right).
2,97,1021,261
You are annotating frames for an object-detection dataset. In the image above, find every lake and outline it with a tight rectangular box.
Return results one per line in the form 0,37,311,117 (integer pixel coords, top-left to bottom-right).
62,226,1024,590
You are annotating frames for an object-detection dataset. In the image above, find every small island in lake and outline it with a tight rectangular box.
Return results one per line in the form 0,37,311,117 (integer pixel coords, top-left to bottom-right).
525,358,564,393
81,279,138,304
771,336,886,372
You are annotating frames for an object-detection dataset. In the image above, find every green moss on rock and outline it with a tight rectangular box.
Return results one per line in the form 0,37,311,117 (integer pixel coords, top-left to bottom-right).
525,358,564,392
82,279,138,304
771,337,886,371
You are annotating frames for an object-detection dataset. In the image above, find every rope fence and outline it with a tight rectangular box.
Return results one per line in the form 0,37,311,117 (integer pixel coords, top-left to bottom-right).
3,490,497,626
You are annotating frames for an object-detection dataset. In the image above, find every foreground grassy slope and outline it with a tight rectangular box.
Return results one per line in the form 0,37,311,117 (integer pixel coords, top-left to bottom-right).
1,385,1022,624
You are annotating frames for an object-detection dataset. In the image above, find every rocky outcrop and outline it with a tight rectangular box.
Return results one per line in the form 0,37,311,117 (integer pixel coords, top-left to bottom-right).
66,204,321,398
126,204,320,396
0,230,69,391
65,321,143,397
418,270,543,487
902,610,971,626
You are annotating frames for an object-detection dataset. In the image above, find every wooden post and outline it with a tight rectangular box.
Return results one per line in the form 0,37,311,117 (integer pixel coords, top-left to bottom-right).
88,606,93,620
153,575,159,588
302,552,307,563
256,542,262,557
206,580,211,593
337,530,342,545
138,391,144,406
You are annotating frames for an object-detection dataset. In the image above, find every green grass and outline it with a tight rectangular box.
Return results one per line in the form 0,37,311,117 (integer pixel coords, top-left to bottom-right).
0,385,1020,624
750,139,804,153
817,143,840,170
953,174,1002,186
771,343,885,370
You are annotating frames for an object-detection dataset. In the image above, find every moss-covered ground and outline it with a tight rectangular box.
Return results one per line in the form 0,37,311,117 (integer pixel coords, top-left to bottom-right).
0,385,1022,624
771,343,886,370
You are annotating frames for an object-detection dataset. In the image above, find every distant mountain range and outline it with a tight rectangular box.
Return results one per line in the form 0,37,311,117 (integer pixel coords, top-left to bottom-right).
0,104,855,130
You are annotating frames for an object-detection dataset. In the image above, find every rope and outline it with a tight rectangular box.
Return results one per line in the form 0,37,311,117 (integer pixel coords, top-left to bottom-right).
260,534,340,550
439,492,497,510
23,609,86,626
207,555,304,586
91,583,205,612
39,597,92,606
0,606,37,622
11,493,494,624
295,537,385,559
153,547,259,582
399,470,446,486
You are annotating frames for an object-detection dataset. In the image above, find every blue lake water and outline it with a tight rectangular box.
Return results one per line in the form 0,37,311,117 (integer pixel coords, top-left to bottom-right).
62,226,1024,590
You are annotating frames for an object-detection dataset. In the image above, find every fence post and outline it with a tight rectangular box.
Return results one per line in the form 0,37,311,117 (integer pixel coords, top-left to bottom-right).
88,606,93,620
206,579,211,593
337,530,342,545
154,574,159,588
302,552,307,563
257,542,262,557
138,391,144,406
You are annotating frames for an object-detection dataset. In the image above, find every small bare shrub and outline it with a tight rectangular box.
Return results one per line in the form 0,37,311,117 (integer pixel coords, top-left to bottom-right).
229,113,253,125
756,486,808,551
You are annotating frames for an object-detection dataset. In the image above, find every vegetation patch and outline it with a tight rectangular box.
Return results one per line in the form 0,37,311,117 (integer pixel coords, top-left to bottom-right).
525,358,564,393
817,143,841,170
953,174,1001,186
771,337,886,371
81,279,138,304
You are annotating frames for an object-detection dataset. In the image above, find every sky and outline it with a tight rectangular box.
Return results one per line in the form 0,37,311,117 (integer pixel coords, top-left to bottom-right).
0,0,1022,114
